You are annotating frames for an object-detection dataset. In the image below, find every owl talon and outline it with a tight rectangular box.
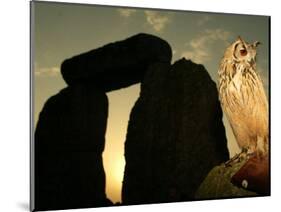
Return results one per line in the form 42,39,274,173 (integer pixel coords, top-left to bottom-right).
241,147,248,153
224,149,248,167
224,153,241,167
246,152,256,158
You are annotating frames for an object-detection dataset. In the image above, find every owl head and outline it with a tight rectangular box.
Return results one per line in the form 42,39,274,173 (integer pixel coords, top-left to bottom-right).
226,36,260,68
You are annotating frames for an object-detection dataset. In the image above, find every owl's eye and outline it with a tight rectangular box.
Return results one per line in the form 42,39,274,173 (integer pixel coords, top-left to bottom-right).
240,49,247,56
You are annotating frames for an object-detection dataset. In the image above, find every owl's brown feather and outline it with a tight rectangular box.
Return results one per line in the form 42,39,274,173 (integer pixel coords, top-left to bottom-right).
218,37,268,157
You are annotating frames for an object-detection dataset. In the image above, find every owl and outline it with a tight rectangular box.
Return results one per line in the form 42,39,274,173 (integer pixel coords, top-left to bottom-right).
218,36,268,158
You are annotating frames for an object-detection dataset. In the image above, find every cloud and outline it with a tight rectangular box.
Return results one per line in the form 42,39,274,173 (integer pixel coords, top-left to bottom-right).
34,66,60,77
197,15,211,26
117,9,171,32
181,29,231,64
118,8,137,18
181,49,210,64
144,10,171,32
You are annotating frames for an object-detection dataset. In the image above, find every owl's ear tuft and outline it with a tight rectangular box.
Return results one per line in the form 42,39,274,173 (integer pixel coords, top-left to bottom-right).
237,36,243,42
254,41,261,47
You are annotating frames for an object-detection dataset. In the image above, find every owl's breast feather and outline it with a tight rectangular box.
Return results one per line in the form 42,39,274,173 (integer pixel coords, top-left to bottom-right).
228,64,244,96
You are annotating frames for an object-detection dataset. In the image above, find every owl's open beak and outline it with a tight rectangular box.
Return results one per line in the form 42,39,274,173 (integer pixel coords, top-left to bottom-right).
247,58,256,69
249,58,255,66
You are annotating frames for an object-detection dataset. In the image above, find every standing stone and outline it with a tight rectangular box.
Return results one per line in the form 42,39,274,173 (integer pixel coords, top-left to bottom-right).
122,58,229,205
34,84,112,211
122,62,172,204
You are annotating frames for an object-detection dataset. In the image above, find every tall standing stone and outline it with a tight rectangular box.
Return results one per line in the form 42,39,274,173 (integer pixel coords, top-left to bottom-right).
122,59,229,204
34,84,111,211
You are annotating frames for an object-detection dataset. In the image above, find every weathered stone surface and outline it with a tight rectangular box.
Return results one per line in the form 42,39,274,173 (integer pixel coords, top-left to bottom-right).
195,156,257,199
34,84,112,211
122,58,229,205
61,33,172,92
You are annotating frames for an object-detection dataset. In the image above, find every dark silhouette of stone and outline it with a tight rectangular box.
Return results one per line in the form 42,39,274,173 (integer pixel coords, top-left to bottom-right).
34,84,112,211
122,58,229,205
61,33,172,92
34,33,231,210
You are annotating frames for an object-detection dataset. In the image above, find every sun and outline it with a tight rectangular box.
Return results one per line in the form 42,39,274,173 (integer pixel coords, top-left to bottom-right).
103,153,126,203
112,157,126,185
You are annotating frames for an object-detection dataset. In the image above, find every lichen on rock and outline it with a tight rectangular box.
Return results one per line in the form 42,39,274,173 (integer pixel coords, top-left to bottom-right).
195,156,257,199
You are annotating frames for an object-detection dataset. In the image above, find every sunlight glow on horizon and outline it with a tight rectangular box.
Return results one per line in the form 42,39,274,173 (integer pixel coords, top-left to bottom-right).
102,84,140,203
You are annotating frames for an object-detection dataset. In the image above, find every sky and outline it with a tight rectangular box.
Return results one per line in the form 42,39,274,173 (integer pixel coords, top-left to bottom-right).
32,1,269,203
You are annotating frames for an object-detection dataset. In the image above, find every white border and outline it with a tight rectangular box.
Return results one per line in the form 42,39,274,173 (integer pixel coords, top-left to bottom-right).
0,0,280,212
